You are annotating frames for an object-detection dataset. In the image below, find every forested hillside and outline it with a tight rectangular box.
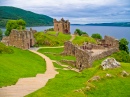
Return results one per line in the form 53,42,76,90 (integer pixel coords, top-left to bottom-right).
0,6,53,27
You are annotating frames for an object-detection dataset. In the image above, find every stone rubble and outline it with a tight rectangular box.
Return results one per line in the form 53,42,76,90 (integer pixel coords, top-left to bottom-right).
101,58,120,70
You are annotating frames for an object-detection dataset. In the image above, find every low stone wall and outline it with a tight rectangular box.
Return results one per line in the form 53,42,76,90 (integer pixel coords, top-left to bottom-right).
91,48,119,63
63,41,75,56
75,47,91,70
63,40,119,71
60,60,76,67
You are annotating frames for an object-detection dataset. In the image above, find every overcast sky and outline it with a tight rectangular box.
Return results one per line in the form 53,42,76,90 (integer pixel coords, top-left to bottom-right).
0,0,130,24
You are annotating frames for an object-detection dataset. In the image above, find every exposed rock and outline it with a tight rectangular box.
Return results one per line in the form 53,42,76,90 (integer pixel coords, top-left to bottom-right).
106,73,112,77
121,70,129,77
101,58,120,70
88,76,101,82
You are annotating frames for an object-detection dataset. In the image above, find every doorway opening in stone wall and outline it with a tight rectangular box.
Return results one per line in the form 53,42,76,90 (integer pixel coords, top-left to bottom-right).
64,29,68,33
30,39,33,47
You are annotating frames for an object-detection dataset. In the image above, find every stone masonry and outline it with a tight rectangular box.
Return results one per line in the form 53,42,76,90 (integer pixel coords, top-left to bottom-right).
63,36,119,71
53,18,70,34
1,28,37,49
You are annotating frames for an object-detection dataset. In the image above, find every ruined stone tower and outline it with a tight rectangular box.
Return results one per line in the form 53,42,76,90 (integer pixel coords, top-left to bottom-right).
53,18,70,34
1,28,37,49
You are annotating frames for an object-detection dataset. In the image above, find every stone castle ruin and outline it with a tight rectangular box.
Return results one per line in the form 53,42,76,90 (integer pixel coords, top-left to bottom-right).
53,18,70,34
1,28,37,49
63,36,119,71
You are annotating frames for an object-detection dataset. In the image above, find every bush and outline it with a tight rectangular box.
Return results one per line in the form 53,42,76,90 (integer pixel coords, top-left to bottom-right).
5,19,26,36
91,33,102,39
47,28,54,31
111,51,130,63
74,29,88,36
0,42,14,54
119,38,129,54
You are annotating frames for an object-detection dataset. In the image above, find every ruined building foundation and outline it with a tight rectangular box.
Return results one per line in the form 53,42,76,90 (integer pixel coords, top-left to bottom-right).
1,28,37,49
63,36,119,70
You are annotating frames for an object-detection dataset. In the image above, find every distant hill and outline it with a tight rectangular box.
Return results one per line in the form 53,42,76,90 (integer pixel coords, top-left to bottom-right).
0,6,53,27
71,22,130,27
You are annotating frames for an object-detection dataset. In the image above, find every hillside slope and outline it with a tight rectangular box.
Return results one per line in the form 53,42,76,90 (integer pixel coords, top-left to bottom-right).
0,6,53,27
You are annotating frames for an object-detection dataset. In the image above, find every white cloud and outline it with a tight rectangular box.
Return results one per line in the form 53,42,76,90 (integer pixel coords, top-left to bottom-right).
0,0,130,23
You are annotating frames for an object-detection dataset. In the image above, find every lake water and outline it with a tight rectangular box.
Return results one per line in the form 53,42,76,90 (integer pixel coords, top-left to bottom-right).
1,25,130,49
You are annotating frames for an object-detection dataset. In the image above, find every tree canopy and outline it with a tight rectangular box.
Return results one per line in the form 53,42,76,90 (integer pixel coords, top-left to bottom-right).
74,29,88,36
5,19,26,36
0,6,53,27
91,33,102,39
0,29,3,40
119,38,129,54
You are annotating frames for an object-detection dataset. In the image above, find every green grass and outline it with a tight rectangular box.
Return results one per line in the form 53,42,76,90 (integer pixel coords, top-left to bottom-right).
38,47,64,54
72,35,97,46
53,62,64,69
26,58,130,97
0,47,46,87
34,31,71,46
38,47,76,61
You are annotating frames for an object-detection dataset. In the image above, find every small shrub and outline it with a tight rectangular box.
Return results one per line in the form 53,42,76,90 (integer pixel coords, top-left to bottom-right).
91,33,102,39
119,38,129,54
0,42,14,54
74,29,88,36
111,51,130,63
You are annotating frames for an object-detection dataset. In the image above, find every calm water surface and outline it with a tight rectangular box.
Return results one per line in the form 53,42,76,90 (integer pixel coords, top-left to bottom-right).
1,25,130,49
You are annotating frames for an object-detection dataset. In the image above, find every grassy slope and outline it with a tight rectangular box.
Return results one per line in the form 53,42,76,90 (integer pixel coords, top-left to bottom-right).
27,47,130,97
34,31,71,47
38,47,76,61
27,62,130,97
72,35,97,46
0,47,46,87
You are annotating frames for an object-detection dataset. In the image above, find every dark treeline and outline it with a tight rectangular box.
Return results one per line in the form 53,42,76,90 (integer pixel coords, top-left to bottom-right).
0,6,53,27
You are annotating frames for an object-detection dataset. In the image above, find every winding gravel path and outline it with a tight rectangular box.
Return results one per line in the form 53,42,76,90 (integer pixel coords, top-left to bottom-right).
0,34,75,97
0,50,58,97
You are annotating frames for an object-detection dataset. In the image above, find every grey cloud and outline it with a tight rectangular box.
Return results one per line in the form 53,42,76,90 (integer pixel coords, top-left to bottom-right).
0,0,130,23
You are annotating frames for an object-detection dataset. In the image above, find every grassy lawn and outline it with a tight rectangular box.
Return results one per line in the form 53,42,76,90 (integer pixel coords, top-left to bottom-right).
38,47,64,54
0,47,46,87
38,47,76,61
72,35,97,46
26,57,130,97
34,31,71,46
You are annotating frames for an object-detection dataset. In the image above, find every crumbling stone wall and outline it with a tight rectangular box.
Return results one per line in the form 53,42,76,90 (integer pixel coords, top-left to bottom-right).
63,36,119,70
75,47,92,70
1,28,37,49
91,48,119,63
104,36,119,48
63,41,75,56
53,18,70,34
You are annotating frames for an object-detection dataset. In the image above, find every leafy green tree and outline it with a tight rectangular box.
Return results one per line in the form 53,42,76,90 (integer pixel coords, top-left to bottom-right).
16,19,26,30
111,51,130,63
74,29,88,36
91,33,102,39
119,38,129,54
0,29,3,40
5,19,26,36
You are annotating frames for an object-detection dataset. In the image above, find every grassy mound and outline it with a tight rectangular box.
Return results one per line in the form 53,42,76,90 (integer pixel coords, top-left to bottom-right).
34,31,71,46
38,47,76,61
72,35,97,45
0,42,13,54
26,48,130,97
0,47,46,87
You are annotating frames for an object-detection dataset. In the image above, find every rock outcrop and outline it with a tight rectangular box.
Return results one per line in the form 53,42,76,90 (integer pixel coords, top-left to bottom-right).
101,58,120,70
